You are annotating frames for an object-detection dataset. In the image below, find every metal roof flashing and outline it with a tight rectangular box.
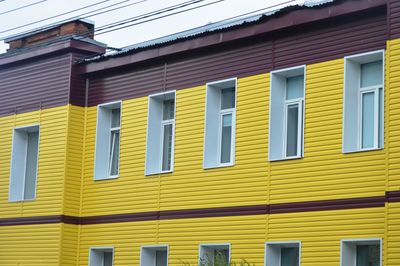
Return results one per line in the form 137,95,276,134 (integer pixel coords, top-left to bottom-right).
79,0,336,64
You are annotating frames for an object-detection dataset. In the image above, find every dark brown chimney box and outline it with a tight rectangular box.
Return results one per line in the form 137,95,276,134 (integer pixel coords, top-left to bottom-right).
5,20,94,51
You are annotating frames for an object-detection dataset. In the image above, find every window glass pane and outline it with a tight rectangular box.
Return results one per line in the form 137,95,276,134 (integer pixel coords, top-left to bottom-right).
286,75,304,100
356,245,380,266
221,114,232,163
156,250,168,266
362,92,375,149
213,249,229,265
281,247,299,266
111,108,121,128
286,104,299,157
24,131,39,200
109,131,120,176
103,251,113,266
163,100,175,120
162,124,173,171
221,87,235,109
361,60,383,87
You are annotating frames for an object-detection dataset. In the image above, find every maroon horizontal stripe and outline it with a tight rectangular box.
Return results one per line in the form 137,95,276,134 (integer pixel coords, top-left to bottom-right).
1,193,398,226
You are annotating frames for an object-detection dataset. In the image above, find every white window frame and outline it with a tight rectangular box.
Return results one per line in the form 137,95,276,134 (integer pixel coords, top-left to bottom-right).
340,238,382,266
343,50,384,153
265,241,301,266
9,124,40,202
269,65,306,161
88,247,114,266
93,101,122,180
140,245,169,266
145,91,176,176
203,78,237,169
198,243,231,266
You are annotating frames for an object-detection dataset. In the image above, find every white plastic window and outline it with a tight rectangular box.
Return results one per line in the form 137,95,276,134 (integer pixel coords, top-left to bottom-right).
204,78,237,169
140,245,168,266
341,239,381,266
265,241,301,266
94,102,121,180
146,91,176,175
9,125,40,202
89,247,114,266
269,66,305,161
199,244,230,265
343,51,384,153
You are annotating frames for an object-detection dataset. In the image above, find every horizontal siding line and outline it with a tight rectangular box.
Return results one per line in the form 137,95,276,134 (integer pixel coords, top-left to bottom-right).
1,192,400,226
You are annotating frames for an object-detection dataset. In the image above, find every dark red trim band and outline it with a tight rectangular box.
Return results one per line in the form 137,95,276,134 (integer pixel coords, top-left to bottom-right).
2,192,399,226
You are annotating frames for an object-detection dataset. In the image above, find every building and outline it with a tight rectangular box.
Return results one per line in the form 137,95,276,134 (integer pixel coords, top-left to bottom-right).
0,0,399,265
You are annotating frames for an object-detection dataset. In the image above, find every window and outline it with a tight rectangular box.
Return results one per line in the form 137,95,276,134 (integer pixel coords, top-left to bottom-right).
145,91,176,175
140,245,168,266
94,101,121,180
265,241,301,266
269,66,305,161
204,78,237,169
9,125,40,202
89,247,114,266
199,244,230,265
343,51,384,153
341,239,381,266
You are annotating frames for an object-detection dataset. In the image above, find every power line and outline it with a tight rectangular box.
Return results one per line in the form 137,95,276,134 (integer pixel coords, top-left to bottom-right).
0,0,113,34
0,0,47,16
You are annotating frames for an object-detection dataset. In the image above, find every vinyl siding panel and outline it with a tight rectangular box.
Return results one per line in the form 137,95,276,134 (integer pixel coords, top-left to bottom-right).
269,58,386,204
390,0,400,39
0,224,61,265
0,106,68,218
388,202,400,265
269,207,385,266
0,54,71,116
61,223,79,266
64,105,85,216
388,39,400,191
86,11,386,107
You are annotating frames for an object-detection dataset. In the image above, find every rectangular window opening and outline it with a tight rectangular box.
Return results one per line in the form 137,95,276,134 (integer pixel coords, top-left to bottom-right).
9,125,40,202
146,91,176,175
269,67,305,161
94,102,121,180
341,239,381,266
140,245,168,266
89,247,114,266
265,241,301,266
343,51,384,153
199,244,230,266
204,78,237,169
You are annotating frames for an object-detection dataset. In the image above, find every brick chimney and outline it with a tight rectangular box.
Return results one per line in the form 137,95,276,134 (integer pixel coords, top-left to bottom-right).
5,19,95,52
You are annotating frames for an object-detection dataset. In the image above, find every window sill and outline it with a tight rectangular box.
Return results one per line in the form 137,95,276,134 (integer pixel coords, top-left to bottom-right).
269,155,303,162
94,175,119,181
343,147,383,154
145,170,173,176
9,198,36,203
203,162,235,170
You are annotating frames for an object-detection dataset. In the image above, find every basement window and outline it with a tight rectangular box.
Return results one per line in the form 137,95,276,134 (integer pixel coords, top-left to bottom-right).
341,239,381,266
140,245,168,266
89,247,114,266
265,241,301,266
269,66,305,161
343,50,384,153
199,244,230,265
94,101,121,180
9,125,40,202
204,78,237,169
145,91,176,175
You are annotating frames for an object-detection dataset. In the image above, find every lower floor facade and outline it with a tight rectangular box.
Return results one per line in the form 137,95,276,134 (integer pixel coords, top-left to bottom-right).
1,202,399,265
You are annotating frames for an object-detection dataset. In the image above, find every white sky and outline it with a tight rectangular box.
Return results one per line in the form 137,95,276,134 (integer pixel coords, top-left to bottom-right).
0,0,299,53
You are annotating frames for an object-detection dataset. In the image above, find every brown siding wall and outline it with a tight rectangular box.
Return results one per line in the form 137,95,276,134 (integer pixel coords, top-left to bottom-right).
0,54,72,116
390,0,400,39
87,8,387,106
69,53,89,106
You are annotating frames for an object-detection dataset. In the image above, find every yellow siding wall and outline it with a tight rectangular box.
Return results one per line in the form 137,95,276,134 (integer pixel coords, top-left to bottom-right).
61,224,80,266
0,106,68,218
388,202,400,265
0,223,61,265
